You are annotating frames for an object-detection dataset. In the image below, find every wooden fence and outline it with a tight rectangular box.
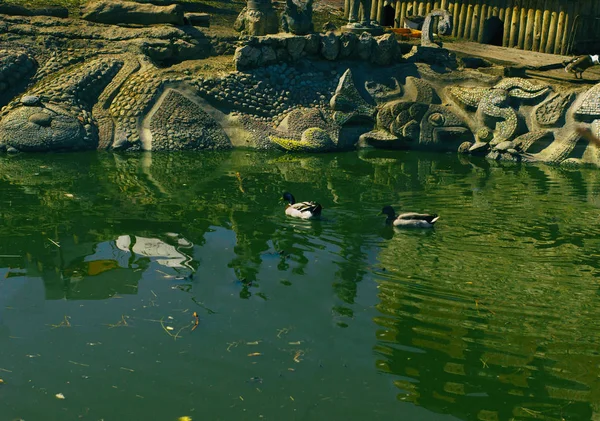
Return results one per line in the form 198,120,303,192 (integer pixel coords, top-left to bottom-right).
343,0,600,55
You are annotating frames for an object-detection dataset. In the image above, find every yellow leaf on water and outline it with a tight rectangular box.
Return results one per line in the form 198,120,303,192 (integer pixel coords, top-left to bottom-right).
248,352,262,357
166,326,174,331
64,194,74,198
55,393,65,399
0,378,4,384
178,417,192,421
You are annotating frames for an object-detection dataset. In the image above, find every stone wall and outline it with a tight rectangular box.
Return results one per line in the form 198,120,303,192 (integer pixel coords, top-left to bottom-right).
234,31,407,71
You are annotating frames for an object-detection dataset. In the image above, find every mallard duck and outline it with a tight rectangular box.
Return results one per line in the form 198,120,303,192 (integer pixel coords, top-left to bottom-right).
282,192,322,219
380,205,439,228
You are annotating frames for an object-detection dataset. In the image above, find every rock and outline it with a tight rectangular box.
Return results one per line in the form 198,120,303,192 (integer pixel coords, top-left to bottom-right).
339,32,357,59
494,140,515,151
0,3,68,18
458,141,473,154
320,32,340,61
304,33,320,55
357,32,375,61
300,127,335,150
287,36,306,61
371,33,398,66
234,45,262,71
0,106,87,152
81,0,185,26
330,69,375,119
469,141,489,155
281,0,314,35
322,21,337,32
234,6,279,36
6,146,19,154
185,13,210,27
21,95,40,106
28,112,52,127
261,46,277,66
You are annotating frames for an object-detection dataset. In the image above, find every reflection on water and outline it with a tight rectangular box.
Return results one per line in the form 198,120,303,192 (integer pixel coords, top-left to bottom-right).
1,150,600,420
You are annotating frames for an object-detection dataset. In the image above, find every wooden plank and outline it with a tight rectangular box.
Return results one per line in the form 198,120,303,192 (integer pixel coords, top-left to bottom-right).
524,0,536,50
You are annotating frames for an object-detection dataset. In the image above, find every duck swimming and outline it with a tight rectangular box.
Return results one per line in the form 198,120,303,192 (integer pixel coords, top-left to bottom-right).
380,205,439,228
282,192,322,219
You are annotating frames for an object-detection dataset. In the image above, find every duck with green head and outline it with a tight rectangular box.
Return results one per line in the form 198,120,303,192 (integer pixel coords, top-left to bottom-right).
380,205,439,228
282,192,322,219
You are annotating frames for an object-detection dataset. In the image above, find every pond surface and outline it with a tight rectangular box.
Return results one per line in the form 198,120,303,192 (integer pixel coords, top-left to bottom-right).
1,150,600,421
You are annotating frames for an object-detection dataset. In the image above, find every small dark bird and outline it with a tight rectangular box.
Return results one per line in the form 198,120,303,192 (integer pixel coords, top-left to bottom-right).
282,192,322,219
380,205,439,228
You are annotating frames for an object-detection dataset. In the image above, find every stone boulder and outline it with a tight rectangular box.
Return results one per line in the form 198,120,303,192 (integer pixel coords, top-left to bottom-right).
81,0,185,26
0,105,89,152
234,7,279,36
371,33,398,66
233,45,262,70
0,3,68,18
320,32,339,61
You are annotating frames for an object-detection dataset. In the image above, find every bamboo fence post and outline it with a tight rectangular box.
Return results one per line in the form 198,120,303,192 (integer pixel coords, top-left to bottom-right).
470,0,481,41
539,0,551,52
371,0,378,20
545,0,558,53
452,0,461,36
376,0,385,23
486,0,494,19
441,0,448,9
509,0,520,47
517,0,528,49
531,0,543,51
464,0,474,39
394,0,402,27
434,1,440,10
502,0,513,47
524,0,536,50
418,1,425,15
426,0,433,15
553,2,565,54
344,0,351,19
458,0,468,37
478,0,488,42
559,0,576,55
400,0,408,26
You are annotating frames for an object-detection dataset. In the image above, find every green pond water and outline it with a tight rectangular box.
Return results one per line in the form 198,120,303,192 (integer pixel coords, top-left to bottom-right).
1,150,600,421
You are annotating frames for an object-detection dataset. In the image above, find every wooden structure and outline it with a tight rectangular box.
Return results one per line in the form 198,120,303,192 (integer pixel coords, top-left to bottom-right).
343,0,600,55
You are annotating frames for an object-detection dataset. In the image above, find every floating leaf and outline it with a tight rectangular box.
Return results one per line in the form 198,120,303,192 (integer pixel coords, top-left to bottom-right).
247,352,262,357
166,326,174,331
55,393,66,399
178,417,192,421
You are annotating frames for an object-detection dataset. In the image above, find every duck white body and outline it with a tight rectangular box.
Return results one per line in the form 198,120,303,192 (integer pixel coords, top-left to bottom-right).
283,192,322,219
381,206,439,228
